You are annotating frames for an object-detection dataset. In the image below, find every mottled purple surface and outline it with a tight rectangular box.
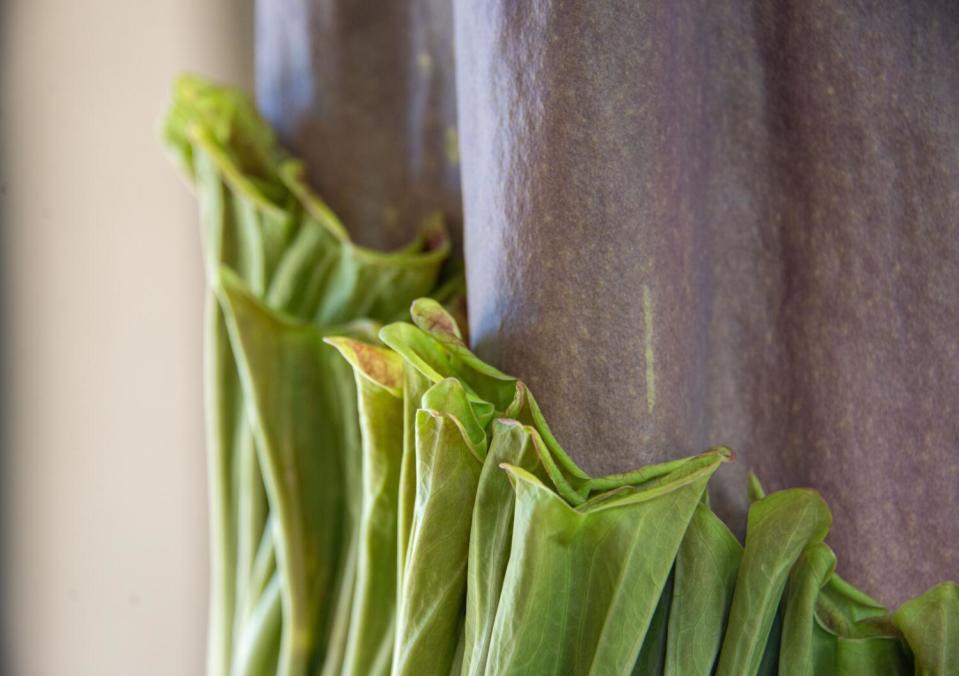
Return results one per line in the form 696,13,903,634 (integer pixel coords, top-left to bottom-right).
455,0,959,605
256,0,461,250
258,0,959,606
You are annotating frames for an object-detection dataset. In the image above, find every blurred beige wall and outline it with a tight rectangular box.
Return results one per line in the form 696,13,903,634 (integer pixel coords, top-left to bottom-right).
2,1,252,674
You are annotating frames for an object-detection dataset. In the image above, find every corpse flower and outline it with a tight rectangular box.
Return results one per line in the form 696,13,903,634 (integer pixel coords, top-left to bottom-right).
163,76,958,676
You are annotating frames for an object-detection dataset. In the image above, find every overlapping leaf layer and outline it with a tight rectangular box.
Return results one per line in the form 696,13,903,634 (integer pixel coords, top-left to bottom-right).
165,77,958,676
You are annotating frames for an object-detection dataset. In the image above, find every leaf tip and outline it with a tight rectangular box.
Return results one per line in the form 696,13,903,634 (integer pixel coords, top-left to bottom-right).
411,297,464,344
324,336,403,394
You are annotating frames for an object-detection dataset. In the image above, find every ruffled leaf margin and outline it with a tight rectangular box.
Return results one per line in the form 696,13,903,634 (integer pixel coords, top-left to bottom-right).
164,76,958,676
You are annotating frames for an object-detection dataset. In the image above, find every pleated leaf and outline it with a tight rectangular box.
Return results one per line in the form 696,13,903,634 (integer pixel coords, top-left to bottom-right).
216,269,366,676
486,450,727,675
325,338,405,676
664,503,742,675
893,582,959,676
716,489,832,676
392,384,487,676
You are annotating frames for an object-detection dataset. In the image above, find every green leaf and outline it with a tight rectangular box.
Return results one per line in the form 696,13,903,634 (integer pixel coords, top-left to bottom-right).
216,270,360,676
190,127,292,676
780,543,838,676
392,393,486,676
486,451,726,675
326,338,406,676
747,471,766,503
162,75,453,676
716,489,832,676
462,420,550,676
233,573,283,676
664,503,742,675
893,582,959,675
379,320,516,415
634,570,674,675
790,562,911,676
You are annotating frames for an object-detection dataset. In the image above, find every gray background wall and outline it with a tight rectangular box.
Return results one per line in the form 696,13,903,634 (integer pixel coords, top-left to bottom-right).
1,1,252,673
